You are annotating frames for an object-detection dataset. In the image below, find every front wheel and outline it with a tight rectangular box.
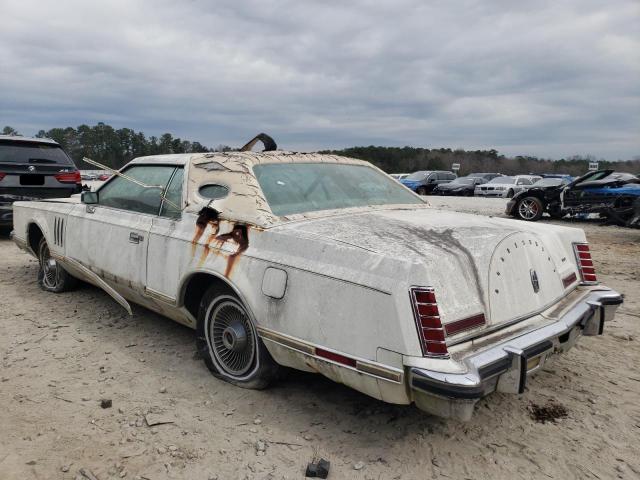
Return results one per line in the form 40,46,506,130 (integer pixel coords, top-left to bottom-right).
506,189,515,198
416,186,428,196
515,196,544,221
196,286,279,389
37,237,77,292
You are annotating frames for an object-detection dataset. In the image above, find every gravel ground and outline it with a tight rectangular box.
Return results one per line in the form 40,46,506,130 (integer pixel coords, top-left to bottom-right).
1,197,639,480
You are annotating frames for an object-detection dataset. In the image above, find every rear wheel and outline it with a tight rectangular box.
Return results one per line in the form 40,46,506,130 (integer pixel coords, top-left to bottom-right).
37,237,77,292
416,186,428,196
196,286,279,389
515,196,544,221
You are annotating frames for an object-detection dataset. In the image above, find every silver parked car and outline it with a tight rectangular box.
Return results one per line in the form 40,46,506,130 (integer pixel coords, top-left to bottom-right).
475,175,542,198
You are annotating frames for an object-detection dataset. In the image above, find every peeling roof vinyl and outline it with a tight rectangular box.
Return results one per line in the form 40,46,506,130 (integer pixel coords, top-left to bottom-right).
140,150,427,228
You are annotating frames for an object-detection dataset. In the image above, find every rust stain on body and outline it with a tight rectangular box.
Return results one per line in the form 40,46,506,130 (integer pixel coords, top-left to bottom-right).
198,225,221,265
192,209,250,276
214,225,249,277
192,207,220,257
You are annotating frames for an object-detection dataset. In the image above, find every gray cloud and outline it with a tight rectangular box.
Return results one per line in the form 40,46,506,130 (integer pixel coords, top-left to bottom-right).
1,0,638,159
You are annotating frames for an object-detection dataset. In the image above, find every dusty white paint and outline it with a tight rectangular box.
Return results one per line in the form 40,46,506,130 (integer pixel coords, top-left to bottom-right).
10,151,621,419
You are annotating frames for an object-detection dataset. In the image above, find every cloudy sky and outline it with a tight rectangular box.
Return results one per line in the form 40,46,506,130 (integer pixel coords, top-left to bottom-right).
1,0,638,159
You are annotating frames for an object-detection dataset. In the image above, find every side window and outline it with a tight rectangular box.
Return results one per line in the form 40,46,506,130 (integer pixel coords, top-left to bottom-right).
159,168,184,219
98,165,176,215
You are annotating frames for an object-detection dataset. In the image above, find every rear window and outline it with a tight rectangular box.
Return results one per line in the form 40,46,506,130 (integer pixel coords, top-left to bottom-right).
0,140,73,165
254,163,423,216
489,176,515,184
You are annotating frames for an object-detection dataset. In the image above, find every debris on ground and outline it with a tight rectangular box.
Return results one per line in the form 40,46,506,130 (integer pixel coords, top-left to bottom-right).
78,467,100,480
100,398,112,409
255,440,266,456
144,413,175,427
528,402,569,423
305,457,330,478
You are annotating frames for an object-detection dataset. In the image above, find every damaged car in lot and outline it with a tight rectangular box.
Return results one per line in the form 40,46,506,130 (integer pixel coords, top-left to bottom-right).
11,140,623,420
507,169,640,227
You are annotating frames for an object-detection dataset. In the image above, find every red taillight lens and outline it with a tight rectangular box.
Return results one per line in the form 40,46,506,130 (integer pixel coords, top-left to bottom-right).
410,287,448,357
414,290,436,303
316,348,357,368
444,313,486,336
0,173,5,181
54,170,81,184
573,243,598,283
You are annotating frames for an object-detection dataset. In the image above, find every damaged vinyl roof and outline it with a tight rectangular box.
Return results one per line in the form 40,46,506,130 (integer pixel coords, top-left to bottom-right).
128,151,394,228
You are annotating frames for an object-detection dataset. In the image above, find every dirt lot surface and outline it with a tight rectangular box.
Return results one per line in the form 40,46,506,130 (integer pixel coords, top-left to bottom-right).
1,198,639,480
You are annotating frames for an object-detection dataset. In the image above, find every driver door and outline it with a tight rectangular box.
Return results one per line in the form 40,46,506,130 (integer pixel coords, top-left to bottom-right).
67,164,178,296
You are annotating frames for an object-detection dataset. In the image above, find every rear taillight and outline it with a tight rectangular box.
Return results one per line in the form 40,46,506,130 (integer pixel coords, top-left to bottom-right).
54,170,81,184
0,173,5,181
573,243,598,284
410,287,448,357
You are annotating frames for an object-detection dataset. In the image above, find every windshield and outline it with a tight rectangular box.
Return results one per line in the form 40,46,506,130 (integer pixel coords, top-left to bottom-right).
254,163,423,216
534,178,565,187
0,140,73,165
405,171,429,181
489,176,515,184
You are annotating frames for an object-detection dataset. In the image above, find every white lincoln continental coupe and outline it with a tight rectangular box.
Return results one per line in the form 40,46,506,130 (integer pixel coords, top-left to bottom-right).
11,144,622,420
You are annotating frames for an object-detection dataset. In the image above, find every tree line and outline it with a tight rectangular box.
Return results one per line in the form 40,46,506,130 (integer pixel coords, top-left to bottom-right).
3,124,638,176
321,146,640,177
2,123,215,169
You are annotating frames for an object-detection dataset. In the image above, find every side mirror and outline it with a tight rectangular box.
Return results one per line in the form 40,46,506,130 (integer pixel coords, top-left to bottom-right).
81,191,98,204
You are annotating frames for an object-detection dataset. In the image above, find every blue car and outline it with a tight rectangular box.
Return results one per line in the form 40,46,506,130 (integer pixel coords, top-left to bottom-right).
400,170,457,195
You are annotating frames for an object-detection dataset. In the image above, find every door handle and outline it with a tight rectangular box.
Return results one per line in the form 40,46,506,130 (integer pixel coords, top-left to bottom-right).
129,232,144,244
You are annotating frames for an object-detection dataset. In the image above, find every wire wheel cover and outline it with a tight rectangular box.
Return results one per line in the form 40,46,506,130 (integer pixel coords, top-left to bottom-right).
40,242,60,288
209,300,256,377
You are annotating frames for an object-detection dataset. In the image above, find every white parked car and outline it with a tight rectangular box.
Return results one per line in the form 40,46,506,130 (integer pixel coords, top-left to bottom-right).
475,175,542,198
11,149,622,420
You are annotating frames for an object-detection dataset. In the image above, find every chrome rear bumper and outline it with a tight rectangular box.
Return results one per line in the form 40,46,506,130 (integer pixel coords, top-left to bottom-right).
409,288,622,420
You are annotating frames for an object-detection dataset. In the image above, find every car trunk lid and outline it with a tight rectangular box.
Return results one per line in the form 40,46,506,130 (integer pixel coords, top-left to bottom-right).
280,207,568,337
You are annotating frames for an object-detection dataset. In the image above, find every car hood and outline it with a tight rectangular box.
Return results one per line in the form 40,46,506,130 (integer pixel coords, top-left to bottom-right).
478,183,513,188
400,179,421,186
437,183,468,190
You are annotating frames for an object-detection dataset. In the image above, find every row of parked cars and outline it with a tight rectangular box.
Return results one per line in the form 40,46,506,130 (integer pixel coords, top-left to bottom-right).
391,170,566,198
81,171,111,181
391,169,640,226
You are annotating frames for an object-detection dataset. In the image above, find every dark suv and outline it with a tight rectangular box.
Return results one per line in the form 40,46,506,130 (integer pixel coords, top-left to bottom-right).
0,136,81,227
400,170,457,195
